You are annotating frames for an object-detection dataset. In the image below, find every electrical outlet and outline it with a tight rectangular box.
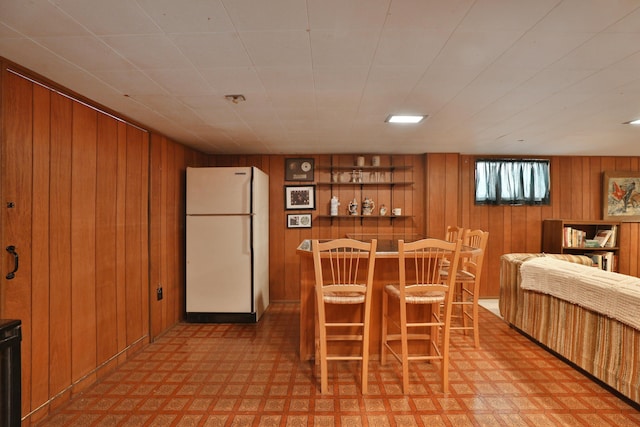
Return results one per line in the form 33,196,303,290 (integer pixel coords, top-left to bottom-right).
157,287,163,301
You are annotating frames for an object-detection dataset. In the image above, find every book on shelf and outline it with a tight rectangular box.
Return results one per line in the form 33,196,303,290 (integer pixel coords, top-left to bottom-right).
605,225,617,248
563,227,571,247
584,239,600,248
589,253,604,269
589,251,615,271
593,229,613,248
563,226,586,247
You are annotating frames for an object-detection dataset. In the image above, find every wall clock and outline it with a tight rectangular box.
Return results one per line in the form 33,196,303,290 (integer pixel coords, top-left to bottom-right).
285,158,314,181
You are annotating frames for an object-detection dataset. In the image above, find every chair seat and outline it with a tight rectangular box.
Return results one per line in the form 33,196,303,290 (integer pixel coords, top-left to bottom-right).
323,293,366,304
455,270,475,282
322,283,367,303
384,284,446,304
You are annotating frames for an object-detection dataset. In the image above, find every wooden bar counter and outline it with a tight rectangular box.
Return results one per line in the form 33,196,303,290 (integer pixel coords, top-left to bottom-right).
297,233,437,361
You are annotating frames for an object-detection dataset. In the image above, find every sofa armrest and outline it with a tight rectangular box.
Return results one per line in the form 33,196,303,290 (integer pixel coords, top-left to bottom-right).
498,253,593,326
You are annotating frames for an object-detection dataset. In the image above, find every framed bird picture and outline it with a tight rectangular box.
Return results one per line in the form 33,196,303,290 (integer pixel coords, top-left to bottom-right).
603,170,640,221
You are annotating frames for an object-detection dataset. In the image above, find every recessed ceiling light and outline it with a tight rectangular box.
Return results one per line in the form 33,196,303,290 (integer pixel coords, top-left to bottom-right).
385,114,427,124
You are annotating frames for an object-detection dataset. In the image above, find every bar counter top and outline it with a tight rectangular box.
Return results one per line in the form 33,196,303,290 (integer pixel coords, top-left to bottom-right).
296,233,427,256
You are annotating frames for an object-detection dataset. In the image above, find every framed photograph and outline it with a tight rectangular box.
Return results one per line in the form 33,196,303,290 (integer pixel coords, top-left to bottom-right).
285,185,316,210
287,213,312,228
603,170,640,221
285,158,314,181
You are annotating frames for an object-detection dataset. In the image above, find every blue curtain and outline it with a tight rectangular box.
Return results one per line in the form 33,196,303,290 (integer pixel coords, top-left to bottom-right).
475,159,550,205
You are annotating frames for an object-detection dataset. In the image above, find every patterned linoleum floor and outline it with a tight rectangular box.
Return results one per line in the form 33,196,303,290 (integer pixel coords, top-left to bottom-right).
35,302,639,427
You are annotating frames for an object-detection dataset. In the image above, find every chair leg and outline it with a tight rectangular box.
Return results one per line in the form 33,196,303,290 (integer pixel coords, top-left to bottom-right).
461,283,470,335
316,297,329,394
400,301,410,394
472,295,480,348
441,303,452,393
362,300,372,395
380,291,388,365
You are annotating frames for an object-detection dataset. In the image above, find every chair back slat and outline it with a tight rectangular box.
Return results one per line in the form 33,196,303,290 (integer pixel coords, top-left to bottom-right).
461,229,489,277
399,238,462,296
445,226,467,243
313,238,377,288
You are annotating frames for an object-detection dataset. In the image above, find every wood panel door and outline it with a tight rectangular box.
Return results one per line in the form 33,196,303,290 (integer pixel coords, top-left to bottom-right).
1,69,34,418
1,66,154,423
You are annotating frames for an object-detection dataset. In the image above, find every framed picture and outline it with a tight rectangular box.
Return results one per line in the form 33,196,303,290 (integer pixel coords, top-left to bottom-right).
603,170,640,221
287,213,312,228
285,185,316,210
285,158,314,181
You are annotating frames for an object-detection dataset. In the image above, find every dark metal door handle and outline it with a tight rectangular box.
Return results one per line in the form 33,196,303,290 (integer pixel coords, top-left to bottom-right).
6,245,18,280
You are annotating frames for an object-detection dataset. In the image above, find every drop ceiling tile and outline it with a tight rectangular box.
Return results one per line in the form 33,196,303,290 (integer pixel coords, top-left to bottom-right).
606,5,640,32
431,29,522,70
144,68,215,96
178,94,229,109
315,93,361,113
200,66,265,95
136,0,235,33
33,35,134,72
313,66,368,91
129,94,202,123
53,0,160,35
308,0,389,30
256,66,314,92
373,29,450,67
493,31,593,71
413,66,481,109
0,22,22,38
92,69,167,95
101,34,192,69
458,0,558,31
222,0,308,31
555,32,640,71
310,30,378,67
0,0,87,36
384,0,473,31
170,33,251,68
448,71,529,117
534,0,640,32
240,31,310,67
195,106,241,124
0,38,84,82
360,66,429,106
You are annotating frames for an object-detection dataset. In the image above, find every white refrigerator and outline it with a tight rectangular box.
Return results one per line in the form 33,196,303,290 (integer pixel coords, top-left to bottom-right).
186,166,269,323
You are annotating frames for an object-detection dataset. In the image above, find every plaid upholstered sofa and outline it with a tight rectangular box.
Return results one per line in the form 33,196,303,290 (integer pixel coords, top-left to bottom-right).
499,253,640,406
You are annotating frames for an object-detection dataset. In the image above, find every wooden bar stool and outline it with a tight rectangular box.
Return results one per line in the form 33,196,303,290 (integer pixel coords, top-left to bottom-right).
312,238,377,394
445,225,467,243
380,238,462,393
449,229,489,348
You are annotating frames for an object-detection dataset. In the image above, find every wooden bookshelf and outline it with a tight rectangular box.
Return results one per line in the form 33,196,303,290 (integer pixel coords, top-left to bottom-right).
542,219,620,271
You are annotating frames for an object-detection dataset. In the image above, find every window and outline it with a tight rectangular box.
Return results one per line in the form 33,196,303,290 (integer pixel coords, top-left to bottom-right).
475,159,550,205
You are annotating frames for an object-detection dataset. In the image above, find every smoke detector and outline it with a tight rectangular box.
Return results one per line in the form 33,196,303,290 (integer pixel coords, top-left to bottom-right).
225,94,246,104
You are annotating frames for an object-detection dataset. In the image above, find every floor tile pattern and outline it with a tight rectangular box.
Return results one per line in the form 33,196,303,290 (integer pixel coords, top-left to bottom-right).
35,302,639,426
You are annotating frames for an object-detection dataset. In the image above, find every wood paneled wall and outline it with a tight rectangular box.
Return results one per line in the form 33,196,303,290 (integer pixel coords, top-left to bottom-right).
149,134,208,340
430,154,640,297
213,152,640,301
1,67,151,424
209,154,426,301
